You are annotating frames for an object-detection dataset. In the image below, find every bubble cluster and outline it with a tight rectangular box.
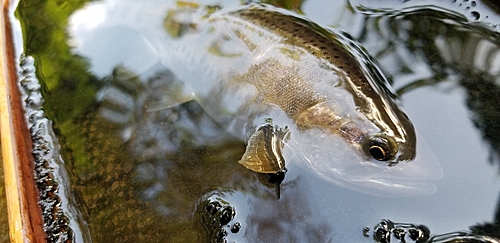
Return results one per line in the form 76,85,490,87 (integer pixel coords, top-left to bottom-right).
370,219,430,243
19,55,87,242
196,194,241,242
455,0,486,21
352,0,497,23
368,219,500,243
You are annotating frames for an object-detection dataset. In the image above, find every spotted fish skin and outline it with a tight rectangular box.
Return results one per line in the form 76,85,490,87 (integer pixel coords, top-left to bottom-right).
159,3,416,173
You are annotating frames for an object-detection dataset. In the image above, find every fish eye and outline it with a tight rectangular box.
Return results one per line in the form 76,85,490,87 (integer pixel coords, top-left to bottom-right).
369,145,387,161
363,134,398,162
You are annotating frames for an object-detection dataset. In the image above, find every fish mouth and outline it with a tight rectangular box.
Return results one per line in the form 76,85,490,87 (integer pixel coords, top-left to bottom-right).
290,129,442,197
341,154,443,197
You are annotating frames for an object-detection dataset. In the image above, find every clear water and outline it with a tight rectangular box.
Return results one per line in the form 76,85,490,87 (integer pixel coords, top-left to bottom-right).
5,0,500,242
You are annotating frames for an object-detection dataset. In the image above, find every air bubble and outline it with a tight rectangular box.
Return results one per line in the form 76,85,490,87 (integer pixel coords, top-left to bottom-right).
471,1,476,7
471,11,480,20
230,222,241,233
372,219,430,243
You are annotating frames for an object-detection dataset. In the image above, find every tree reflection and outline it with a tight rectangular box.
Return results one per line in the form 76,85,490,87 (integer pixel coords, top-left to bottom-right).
354,5,500,241
356,7,500,169
470,194,500,239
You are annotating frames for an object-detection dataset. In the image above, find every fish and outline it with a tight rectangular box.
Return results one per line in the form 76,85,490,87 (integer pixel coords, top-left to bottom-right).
161,4,416,161
147,2,442,196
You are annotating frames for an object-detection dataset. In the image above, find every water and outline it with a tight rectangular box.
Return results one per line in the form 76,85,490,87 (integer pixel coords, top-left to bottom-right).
6,0,500,242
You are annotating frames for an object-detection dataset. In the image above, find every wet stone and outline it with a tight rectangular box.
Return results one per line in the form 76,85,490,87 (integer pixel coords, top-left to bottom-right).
197,194,238,243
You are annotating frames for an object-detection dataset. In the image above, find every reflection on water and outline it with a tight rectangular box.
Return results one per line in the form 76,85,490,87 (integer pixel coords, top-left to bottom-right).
351,1,500,169
350,0,500,28
349,1,500,241
9,0,500,242
67,68,245,241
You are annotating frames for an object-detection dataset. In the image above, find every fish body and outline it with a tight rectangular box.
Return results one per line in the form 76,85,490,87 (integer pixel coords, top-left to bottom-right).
154,3,441,196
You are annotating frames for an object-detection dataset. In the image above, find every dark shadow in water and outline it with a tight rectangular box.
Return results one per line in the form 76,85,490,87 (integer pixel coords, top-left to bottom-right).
356,6,500,169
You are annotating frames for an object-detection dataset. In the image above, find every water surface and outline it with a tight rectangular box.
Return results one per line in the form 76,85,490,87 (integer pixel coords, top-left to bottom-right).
9,0,500,242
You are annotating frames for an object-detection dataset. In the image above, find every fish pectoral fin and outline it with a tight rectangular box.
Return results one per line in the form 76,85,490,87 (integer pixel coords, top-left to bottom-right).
238,123,289,173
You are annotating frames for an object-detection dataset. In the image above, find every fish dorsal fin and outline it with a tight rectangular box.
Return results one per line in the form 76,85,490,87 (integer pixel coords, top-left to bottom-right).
238,123,290,173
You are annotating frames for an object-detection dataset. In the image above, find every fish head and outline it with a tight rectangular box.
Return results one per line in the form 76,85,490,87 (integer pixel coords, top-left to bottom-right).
357,99,417,165
337,44,419,165
290,98,441,197
294,88,416,166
